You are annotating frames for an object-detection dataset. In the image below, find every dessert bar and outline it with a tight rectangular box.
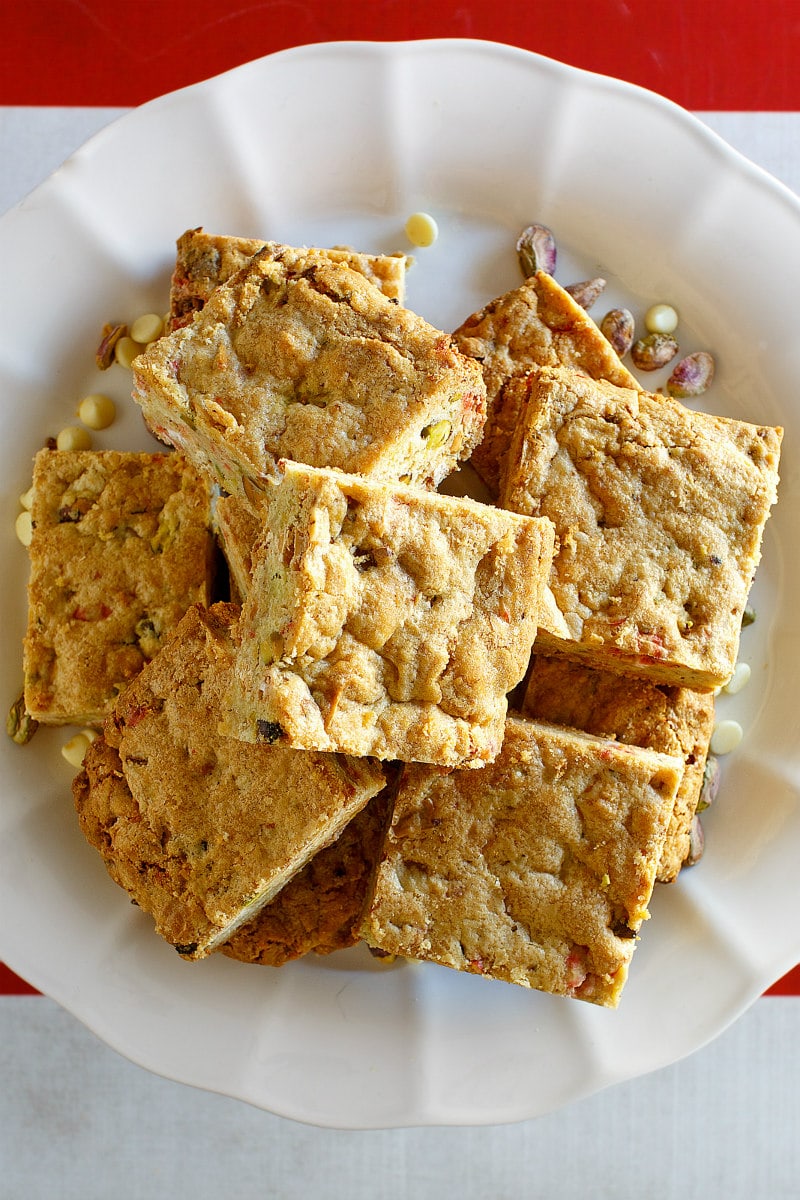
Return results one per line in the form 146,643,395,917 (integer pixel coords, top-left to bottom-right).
226,460,555,767
454,270,638,495
133,248,486,494
23,448,214,726
73,602,385,958
500,366,782,689
361,714,684,1006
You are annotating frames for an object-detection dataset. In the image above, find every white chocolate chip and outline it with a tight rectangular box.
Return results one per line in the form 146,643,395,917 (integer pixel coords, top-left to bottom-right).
405,212,438,248
723,662,752,695
15,510,32,546
114,335,143,368
644,303,679,334
710,719,743,755
61,732,93,769
129,313,164,344
78,393,116,430
56,426,93,451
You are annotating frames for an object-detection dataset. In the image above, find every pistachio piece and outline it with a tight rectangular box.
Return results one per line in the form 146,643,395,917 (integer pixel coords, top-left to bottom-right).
421,419,451,449
684,815,705,866
516,224,556,278
6,692,39,745
95,322,128,370
565,277,606,310
630,332,679,371
599,308,635,357
741,605,757,628
666,350,715,398
695,754,720,813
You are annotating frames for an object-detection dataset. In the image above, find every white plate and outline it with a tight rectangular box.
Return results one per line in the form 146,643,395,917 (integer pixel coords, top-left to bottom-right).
1,39,798,1129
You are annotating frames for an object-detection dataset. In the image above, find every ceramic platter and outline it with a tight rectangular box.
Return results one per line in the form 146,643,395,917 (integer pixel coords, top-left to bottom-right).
0,40,798,1128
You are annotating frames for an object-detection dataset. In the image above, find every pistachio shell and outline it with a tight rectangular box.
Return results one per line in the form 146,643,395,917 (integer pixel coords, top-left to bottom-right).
695,755,720,813
667,351,716,398
516,224,557,278
599,308,635,357
565,277,606,310
630,332,679,371
95,322,128,370
684,815,705,866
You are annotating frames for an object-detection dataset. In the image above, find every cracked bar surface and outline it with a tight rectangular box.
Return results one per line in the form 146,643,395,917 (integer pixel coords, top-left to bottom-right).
226,461,554,767
454,270,637,496
167,228,409,330
72,602,385,958
23,449,214,726
522,651,715,882
500,366,782,689
360,714,683,1006
133,247,486,495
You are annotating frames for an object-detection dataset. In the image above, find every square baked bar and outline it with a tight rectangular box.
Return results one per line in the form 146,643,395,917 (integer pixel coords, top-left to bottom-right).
133,248,486,495
226,461,555,767
360,714,684,1006
453,270,638,496
73,602,385,958
23,449,214,726
167,227,409,330
522,651,716,882
500,366,782,689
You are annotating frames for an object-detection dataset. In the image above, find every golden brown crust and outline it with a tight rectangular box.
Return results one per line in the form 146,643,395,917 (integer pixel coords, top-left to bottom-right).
221,788,394,966
167,228,409,330
454,271,638,496
73,602,385,958
360,715,683,1006
226,461,555,767
23,449,214,726
521,652,716,882
500,366,782,689
134,248,486,494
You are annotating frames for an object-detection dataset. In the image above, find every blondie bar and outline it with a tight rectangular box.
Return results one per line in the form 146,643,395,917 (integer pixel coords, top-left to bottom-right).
221,787,393,966
226,461,555,767
167,228,409,330
23,449,214,726
133,248,485,494
360,714,683,1006
522,652,715,881
500,366,782,689
73,603,385,958
453,271,638,496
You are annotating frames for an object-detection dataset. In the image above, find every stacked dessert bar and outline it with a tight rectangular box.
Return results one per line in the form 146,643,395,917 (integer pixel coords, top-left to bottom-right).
20,230,780,1005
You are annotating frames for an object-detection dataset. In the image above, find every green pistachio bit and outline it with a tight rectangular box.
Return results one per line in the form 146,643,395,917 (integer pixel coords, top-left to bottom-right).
421,419,451,449
95,321,128,370
741,606,757,628
6,692,39,745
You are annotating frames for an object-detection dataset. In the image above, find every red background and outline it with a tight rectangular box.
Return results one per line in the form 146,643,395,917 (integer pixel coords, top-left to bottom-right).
1,0,798,995
2,0,799,110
